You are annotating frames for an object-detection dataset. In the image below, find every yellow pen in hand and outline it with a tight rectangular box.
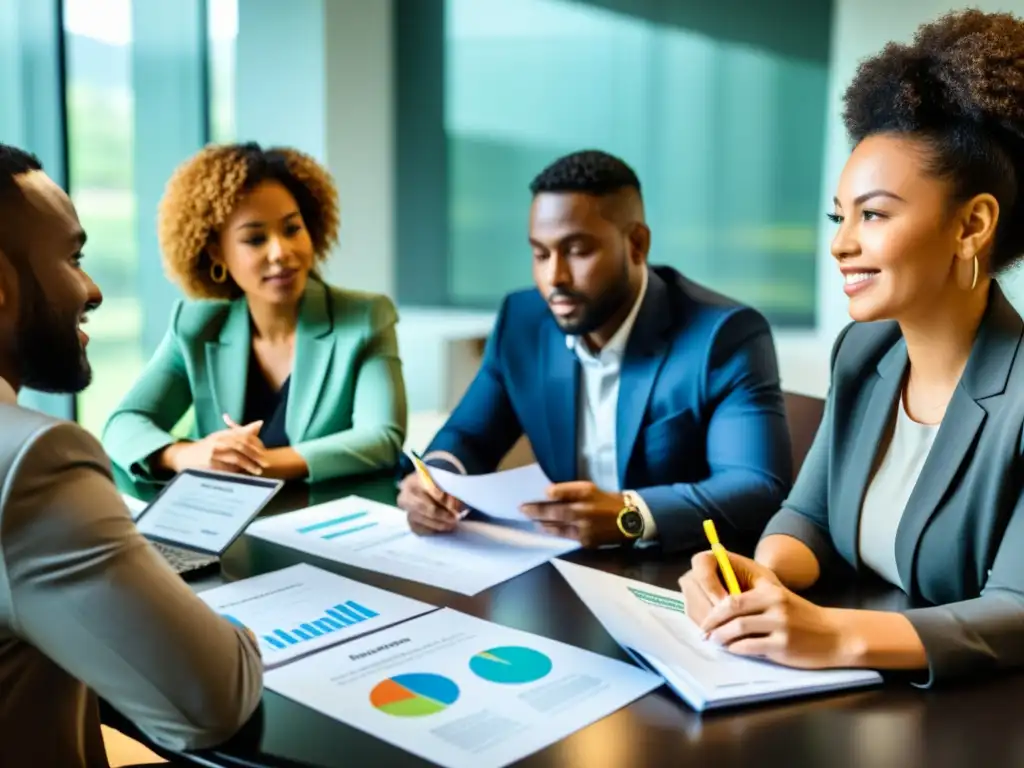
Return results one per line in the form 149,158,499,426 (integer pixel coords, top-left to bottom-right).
410,451,438,492
703,519,742,596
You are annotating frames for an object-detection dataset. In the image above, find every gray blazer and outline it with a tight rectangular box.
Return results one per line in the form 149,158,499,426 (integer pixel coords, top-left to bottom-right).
0,399,263,767
763,283,1024,686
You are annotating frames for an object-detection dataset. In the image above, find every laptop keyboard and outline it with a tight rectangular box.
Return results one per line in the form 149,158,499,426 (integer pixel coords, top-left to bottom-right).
151,541,219,576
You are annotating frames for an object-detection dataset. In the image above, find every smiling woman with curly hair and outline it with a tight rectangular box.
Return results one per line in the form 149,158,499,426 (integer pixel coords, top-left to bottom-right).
680,9,1024,686
103,142,407,483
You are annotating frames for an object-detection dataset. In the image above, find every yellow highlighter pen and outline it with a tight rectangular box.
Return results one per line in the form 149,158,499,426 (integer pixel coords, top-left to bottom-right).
703,519,742,596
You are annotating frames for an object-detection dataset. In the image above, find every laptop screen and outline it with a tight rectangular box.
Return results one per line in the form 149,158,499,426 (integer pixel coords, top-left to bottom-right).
135,469,283,555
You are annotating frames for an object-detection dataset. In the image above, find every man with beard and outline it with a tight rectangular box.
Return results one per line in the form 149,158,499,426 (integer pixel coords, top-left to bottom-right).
399,150,792,552
0,144,262,767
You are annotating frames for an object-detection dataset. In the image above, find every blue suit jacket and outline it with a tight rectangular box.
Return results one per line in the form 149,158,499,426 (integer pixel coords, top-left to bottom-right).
423,265,793,552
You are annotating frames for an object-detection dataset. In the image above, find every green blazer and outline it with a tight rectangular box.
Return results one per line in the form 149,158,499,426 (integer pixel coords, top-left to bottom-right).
102,278,407,483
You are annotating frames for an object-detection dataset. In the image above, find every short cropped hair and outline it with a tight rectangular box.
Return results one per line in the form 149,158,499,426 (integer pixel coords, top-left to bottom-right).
529,150,642,197
0,144,42,197
158,142,340,299
842,9,1024,273
0,144,44,258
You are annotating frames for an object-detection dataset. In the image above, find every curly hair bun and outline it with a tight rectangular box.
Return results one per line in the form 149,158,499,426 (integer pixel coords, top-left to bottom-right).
842,10,1024,272
843,9,1024,142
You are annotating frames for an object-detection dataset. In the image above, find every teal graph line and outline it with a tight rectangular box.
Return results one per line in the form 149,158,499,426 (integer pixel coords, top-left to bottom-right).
323,522,379,539
297,511,368,535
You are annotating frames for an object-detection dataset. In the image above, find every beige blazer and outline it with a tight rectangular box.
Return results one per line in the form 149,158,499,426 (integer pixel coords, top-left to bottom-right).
0,389,263,767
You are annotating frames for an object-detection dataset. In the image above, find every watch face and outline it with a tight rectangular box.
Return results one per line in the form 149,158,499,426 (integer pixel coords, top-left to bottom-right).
619,510,644,536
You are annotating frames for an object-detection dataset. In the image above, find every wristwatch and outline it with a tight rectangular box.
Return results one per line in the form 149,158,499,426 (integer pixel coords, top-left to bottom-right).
616,491,645,539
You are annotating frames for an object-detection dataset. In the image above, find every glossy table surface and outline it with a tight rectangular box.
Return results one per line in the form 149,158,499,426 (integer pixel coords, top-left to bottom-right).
115,472,1024,768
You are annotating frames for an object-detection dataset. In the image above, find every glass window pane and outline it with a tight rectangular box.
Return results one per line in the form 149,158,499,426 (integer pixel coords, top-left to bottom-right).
63,0,138,434
65,0,209,437
444,0,829,327
208,0,237,143
1,0,75,419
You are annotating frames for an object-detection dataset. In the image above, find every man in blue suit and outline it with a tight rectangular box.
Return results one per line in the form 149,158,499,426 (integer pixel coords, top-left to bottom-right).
399,150,792,552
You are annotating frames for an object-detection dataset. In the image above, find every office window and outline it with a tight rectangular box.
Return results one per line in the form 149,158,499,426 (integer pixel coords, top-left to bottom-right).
65,0,209,436
1,0,73,419
442,0,830,326
208,0,237,143
63,0,138,433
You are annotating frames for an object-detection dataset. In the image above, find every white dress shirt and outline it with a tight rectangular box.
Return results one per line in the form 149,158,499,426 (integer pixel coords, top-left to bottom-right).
565,269,658,540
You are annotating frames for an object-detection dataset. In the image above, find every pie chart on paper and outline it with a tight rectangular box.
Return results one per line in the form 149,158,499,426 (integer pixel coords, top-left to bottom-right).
370,673,460,717
469,646,553,684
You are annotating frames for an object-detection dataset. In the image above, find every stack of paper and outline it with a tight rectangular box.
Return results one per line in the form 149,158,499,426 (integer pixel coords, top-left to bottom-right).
553,559,882,711
246,496,579,595
200,565,660,768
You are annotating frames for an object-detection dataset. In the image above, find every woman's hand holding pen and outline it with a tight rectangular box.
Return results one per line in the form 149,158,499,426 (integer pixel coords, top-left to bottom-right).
679,550,773,624
679,550,851,670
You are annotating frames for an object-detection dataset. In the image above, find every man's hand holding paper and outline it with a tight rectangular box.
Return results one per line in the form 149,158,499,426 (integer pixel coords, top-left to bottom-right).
519,481,629,547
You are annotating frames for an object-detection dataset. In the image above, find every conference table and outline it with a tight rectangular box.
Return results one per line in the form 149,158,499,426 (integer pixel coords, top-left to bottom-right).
112,470,1024,768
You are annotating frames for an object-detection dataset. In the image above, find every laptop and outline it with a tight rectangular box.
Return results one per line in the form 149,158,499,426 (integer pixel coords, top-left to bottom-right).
133,469,284,578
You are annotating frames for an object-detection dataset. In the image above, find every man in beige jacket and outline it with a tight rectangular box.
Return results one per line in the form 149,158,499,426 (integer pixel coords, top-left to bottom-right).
0,143,263,766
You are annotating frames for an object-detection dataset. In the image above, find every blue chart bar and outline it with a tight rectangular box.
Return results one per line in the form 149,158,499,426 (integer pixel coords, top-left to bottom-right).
346,601,380,620
300,623,323,637
273,629,298,646
261,601,380,651
326,608,353,625
322,522,379,540
296,511,368,535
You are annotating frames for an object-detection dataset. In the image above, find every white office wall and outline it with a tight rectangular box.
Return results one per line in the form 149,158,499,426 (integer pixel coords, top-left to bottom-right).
322,0,395,297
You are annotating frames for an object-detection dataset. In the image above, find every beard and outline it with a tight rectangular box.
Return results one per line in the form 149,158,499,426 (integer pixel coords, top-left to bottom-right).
13,267,91,394
549,259,633,337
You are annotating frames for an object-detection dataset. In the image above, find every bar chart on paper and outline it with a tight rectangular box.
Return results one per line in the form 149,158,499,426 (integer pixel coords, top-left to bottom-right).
200,563,435,667
258,600,380,650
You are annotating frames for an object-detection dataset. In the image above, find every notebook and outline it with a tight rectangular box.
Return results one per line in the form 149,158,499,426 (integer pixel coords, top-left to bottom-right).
133,469,283,578
553,559,882,711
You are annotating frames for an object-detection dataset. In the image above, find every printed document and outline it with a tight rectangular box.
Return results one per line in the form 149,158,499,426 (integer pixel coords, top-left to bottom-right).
198,563,435,667
424,463,552,524
246,496,579,595
265,608,661,768
553,560,881,711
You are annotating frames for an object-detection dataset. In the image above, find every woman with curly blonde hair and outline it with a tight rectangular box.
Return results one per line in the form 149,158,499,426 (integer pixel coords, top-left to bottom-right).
680,9,1024,685
103,142,406,482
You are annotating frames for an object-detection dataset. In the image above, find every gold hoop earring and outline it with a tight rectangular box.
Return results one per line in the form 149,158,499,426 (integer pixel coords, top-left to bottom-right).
210,262,227,284
971,255,978,291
